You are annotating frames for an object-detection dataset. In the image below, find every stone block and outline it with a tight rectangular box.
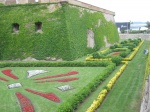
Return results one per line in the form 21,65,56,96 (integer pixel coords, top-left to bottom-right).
5,0,16,5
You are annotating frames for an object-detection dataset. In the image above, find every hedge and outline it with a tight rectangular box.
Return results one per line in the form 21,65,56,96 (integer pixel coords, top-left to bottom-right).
86,61,128,112
56,62,116,112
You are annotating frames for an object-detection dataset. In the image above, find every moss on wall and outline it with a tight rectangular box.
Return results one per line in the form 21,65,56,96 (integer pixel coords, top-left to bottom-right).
0,3,119,61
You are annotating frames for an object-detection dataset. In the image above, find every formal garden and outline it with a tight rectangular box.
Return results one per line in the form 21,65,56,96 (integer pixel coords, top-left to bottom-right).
0,38,149,112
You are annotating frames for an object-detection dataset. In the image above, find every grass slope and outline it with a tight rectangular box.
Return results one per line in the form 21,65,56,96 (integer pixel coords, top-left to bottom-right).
97,40,150,112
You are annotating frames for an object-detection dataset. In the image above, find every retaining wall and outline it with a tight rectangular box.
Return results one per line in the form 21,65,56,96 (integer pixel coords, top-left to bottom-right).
120,34,150,40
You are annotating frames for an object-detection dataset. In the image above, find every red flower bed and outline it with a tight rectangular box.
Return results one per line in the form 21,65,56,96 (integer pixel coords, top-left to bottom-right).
25,88,61,103
0,77,9,82
16,92,35,112
112,52,120,56
34,71,78,80
2,69,19,80
36,77,79,83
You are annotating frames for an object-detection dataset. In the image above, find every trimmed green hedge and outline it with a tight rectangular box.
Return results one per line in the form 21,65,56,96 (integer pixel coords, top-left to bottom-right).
0,61,110,68
0,3,119,61
56,62,116,112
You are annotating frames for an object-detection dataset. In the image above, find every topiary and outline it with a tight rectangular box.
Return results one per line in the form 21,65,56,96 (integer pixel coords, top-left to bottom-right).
111,56,122,65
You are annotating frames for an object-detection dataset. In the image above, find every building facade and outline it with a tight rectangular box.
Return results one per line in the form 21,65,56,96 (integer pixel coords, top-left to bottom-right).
116,22,130,33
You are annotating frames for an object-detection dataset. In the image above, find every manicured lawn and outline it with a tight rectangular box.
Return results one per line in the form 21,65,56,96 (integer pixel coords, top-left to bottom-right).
0,67,105,112
96,40,150,112
0,40,149,112
76,64,123,112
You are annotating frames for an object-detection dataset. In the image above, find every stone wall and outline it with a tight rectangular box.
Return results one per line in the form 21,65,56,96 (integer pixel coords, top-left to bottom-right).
119,34,150,40
5,0,16,5
2,0,115,16
66,0,115,16
0,0,5,4
16,0,28,4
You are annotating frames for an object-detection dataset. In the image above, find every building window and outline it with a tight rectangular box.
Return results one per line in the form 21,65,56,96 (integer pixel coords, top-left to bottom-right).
35,22,42,33
12,23,19,33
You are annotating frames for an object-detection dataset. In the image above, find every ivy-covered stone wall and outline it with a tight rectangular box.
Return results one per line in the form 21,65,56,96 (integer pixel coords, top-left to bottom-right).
0,3,119,61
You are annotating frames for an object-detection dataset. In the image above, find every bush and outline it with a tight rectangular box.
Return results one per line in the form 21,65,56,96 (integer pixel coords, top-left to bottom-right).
110,46,115,49
138,38,142,41
120,41,125,44
92,52,100,58
128,45,135,51
114,44,118,48
120,52,127,58
120,50,131,58
111,56,122,65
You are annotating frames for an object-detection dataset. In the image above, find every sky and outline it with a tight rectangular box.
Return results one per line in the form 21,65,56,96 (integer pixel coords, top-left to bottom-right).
78,0,150,22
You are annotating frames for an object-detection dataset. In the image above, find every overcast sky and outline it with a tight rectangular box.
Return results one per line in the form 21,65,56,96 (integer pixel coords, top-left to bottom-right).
78,0,150,22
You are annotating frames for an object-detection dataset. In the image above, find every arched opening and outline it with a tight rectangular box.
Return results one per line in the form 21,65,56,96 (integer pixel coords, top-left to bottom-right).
35,22,42,33
12,23,19,33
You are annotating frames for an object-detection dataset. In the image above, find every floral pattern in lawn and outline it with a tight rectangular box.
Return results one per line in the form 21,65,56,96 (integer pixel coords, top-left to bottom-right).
111,52,120,56
1,69,79,112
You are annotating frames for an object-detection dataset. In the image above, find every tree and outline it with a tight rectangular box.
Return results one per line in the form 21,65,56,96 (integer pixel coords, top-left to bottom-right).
146,21,150,29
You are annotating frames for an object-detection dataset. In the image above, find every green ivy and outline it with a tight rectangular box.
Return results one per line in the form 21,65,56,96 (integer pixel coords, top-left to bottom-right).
0,3,119,61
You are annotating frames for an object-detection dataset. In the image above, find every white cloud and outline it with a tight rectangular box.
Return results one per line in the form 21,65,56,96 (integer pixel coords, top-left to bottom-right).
78,0,150,22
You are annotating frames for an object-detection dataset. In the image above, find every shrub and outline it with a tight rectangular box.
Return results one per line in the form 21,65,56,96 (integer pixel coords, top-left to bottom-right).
128,45,135,51
128,39,132,42
92,52,100,58
120,50,131,58
120,41,125,44
114,44,118,48
120,52,127,58
111,56,122,65
138,38,142,41
110,46,115,49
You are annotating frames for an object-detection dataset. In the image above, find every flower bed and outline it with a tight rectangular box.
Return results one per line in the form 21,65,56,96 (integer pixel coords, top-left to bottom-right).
86,61,128,112
34,71,78,80
111,52,120,56
36,77,79,83
25,88,61,103
2,69,19,80
0,61,114,112
86,40,144,61
16,92,35,112
0,77,9,82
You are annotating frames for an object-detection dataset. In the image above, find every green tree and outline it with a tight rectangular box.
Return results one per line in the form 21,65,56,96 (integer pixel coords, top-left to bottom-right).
146,21,150,29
